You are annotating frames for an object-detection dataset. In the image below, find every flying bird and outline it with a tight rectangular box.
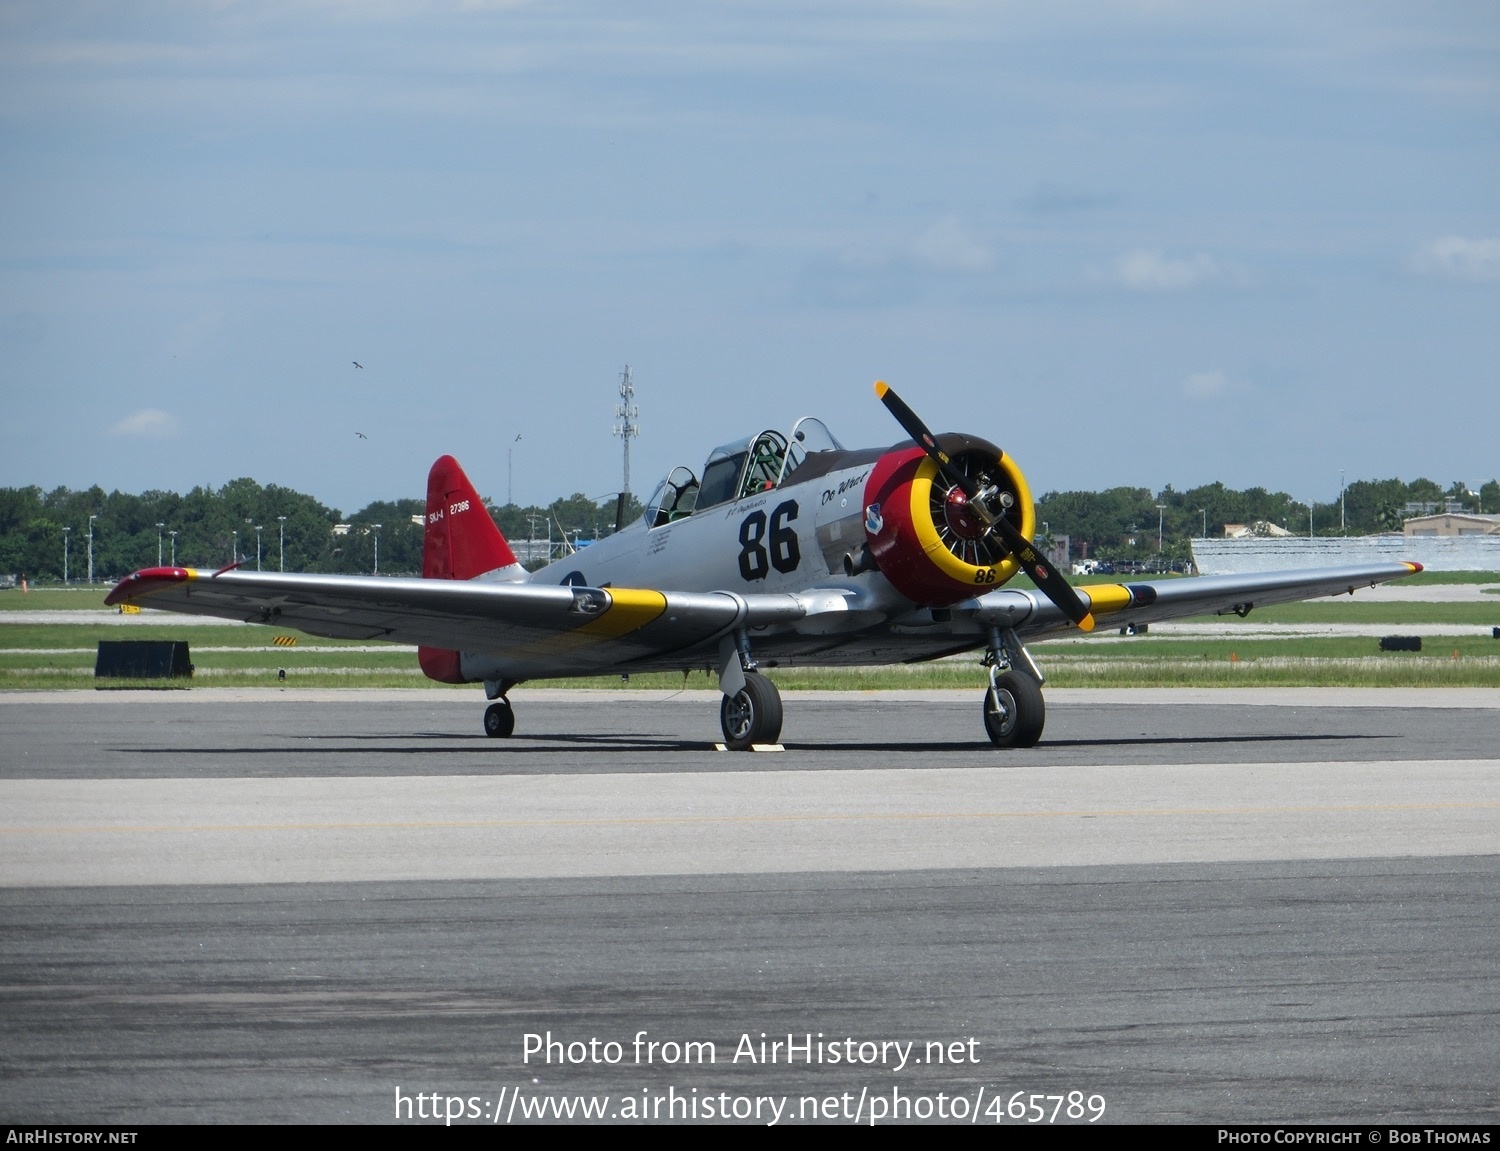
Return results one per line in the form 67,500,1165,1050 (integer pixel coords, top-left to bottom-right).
355,431,368,439
353,361,363,369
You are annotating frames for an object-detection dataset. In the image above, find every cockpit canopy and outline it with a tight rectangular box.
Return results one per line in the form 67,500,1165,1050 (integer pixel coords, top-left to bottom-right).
642,416,843,528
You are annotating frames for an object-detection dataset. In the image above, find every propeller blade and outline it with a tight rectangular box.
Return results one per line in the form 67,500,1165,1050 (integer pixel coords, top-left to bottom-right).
873,380,1096,631
875,380,978,499
990,516,1096,631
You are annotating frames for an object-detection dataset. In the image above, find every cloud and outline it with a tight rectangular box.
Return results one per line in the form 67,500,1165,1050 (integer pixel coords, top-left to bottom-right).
1182,370,1233,399
1102,249,1243,291
1413,235,1500,282
797,216,996,308
109,409,180,438
908,217,995,274
1014,182,1119,214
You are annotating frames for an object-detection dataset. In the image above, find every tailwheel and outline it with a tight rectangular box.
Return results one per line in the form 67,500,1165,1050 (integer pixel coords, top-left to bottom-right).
719,672,783,751
483,699,515,739
983,671,1044,748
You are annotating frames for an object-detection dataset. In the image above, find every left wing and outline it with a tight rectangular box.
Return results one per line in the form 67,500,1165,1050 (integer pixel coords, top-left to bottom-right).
105,566,806,677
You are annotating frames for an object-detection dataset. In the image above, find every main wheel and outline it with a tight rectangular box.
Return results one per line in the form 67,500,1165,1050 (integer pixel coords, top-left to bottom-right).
483,699,515,739
983,671,1044,748
719,672,783,751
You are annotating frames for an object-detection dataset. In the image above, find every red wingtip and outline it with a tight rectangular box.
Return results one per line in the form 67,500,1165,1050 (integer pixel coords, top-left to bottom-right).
104,567,192,606
1407,562,1424,573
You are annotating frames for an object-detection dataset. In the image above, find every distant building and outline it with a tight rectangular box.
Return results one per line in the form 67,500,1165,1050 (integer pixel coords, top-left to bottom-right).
1222,521,1294,538
1404,498,1473,517
1044,534,1070,570
1403,513,1500,538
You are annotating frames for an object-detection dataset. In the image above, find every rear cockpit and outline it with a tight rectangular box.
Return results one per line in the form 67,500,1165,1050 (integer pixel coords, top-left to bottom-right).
643,417,845,527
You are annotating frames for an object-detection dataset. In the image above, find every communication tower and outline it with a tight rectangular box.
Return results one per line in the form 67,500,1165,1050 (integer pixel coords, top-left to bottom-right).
611,365,641,496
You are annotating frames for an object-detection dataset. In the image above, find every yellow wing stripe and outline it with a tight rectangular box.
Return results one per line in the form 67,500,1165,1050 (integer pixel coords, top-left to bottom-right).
1082,584,1134,615
498,588,670,660
571,588,670,640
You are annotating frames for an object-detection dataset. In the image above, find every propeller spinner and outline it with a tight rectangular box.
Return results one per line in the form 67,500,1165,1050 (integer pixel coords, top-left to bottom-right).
875,381,1096,631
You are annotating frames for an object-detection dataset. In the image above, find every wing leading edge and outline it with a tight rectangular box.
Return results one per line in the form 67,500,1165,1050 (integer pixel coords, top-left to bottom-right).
104,566,805,677
105,560,1423,679
970,561,1425,638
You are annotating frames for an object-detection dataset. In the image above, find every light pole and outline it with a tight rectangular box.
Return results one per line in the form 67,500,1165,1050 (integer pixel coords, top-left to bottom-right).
527,513,546,567
156,523,165,566
254,525,263,571
1307,501,1314,539
1199,508,1207,538
372,524,382,575
62,527,70,584
231,530,238,566
508,434,521,506
168,531,178,566
1155,504,1166,552
87,515,97,583
278,516,287,573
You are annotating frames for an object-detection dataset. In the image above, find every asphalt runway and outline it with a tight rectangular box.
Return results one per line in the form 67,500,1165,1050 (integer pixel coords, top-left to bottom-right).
2,688,1497,1125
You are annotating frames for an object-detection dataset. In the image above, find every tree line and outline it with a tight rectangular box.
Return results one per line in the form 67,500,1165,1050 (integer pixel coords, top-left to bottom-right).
1035,476,1498,565
0,474,1492,584
0,480,642,584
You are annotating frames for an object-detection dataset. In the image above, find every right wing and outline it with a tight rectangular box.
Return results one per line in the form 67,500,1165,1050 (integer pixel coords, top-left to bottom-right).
974,561,1425,639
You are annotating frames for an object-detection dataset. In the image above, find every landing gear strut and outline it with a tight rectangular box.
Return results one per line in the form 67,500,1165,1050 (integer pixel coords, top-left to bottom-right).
717,632,783,750
983,626,1045,748
483,698,515,739
719,671,783,751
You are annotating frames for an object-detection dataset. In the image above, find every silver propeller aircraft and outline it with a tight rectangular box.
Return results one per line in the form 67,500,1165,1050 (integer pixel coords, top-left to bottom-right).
107,383,1421,749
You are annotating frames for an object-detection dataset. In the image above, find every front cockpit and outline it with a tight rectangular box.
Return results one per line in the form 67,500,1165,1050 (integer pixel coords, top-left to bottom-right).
643,417,844,528
642,466,701,528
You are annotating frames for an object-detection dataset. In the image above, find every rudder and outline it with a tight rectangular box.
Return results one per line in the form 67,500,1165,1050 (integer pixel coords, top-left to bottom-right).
420,455,523,684
423,454,520,580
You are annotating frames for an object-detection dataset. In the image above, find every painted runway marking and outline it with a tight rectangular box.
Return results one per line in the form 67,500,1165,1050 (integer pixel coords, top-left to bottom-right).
5,797,1497,837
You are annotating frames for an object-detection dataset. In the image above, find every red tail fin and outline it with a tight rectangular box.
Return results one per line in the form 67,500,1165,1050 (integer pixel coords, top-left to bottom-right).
420,455,520,684
423,455,518,580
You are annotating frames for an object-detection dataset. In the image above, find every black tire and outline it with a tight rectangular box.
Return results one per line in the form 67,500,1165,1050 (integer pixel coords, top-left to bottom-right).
483,700,515,739
983,671,1045,748
719,672,783,751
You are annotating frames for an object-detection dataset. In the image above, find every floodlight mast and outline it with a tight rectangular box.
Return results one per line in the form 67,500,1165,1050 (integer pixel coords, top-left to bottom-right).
611,365,640,498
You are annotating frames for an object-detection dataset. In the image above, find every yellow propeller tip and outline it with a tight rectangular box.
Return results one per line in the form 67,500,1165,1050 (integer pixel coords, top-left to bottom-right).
874,380,888,397
1077,614,1096,633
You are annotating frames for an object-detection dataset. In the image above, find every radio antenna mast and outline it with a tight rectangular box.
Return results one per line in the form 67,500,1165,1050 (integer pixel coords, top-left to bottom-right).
611,365,641,497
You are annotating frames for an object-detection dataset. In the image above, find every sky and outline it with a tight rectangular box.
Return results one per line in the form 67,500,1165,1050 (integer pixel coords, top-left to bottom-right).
2,0,1497,516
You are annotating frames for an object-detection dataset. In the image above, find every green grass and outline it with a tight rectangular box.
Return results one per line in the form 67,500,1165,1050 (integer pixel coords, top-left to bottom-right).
1202,601,1500,625
0,587,115,611
0,623,383,648
1044,635,1500,660
1399,569,1500,585
1011,568,1500,589
5,637,1498,690
6,574,1500,691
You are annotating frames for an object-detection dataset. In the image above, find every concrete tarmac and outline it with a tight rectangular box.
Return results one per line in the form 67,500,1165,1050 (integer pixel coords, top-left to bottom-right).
1,688,1496,1125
